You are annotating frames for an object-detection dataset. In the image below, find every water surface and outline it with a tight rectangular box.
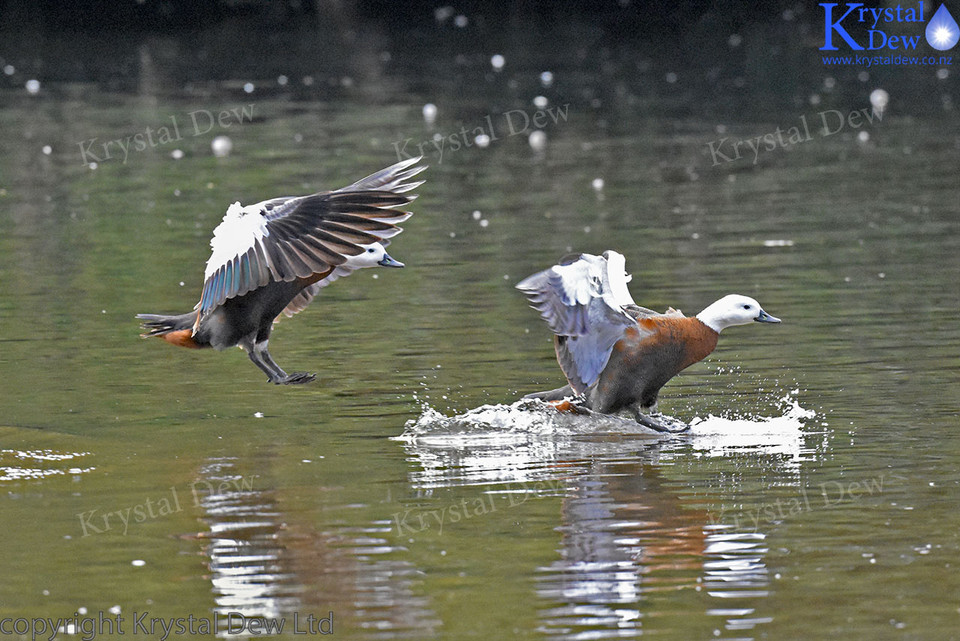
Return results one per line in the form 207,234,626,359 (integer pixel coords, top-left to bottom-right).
1,13,959,641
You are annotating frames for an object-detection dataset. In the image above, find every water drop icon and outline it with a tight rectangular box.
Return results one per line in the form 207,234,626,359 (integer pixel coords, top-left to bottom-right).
926,4,959,51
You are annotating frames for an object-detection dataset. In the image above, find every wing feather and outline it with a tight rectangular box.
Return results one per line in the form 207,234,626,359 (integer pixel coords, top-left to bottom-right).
196,158,425,320
517,251,640,393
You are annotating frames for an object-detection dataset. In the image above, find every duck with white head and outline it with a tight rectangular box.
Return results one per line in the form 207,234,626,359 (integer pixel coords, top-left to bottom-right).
517,250,780,431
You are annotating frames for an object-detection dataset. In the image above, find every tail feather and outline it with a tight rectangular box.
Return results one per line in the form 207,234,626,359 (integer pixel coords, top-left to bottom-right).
136,311,198,337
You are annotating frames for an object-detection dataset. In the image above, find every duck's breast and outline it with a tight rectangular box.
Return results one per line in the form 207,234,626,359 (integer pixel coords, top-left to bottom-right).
592,316,719,412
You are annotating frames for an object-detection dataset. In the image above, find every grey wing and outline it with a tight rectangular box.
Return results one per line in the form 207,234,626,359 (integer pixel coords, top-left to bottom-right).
517,254,636,393
338,156,426,194
198,160,425,320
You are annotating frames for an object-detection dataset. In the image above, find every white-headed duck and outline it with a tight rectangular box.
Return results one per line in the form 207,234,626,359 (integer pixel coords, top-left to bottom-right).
137,157,426,384
517,250,780,431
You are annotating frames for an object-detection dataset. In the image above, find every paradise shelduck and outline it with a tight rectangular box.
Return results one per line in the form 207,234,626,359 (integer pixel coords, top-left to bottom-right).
137,157,426,384
516,250,780,431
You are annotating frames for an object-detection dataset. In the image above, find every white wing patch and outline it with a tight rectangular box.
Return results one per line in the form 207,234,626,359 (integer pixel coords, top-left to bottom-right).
517,250,642,392
603,250,636,307
552,255,603,306
204,201,269,280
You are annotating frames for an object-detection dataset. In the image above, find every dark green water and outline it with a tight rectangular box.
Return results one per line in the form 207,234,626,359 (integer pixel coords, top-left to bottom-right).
1,14,959,641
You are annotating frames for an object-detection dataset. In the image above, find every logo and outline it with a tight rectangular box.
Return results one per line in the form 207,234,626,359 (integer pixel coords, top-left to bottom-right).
928,3,960,49
819,2,958,51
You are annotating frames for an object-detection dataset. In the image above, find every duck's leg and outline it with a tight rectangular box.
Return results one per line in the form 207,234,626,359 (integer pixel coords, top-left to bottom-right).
523,384,576,402
257,340,316,385
633,403,690,433
242,338,316,385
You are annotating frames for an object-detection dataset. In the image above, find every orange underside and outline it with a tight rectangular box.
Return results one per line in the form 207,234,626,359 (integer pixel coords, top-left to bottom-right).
159,329,201,349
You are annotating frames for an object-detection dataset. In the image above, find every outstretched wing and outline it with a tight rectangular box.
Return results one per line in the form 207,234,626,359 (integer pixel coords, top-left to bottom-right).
196,157,425,320
516,251,642,393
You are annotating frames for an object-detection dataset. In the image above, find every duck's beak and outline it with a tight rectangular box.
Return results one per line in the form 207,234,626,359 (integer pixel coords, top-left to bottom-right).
755,308,781,323
378,252,404,268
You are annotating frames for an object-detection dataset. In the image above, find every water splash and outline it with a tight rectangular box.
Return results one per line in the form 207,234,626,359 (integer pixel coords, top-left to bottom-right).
398,394,817,450
678,397,819,467
396,398,666,446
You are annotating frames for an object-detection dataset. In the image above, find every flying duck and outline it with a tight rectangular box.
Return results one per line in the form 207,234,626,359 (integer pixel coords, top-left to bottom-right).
137,157,426,384
516,250,780,431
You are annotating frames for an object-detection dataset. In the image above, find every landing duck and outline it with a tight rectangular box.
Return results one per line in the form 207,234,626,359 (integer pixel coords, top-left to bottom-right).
517,250,780,431
138,157,425,384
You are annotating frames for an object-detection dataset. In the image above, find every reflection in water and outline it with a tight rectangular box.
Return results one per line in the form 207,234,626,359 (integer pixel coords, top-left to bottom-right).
194,456,439,639
400,411,795,641
194,457,300,625
0,449,94,481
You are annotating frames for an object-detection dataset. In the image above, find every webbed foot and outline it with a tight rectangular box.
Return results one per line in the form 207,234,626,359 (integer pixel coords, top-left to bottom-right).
634,412,690,433
273,372,316,385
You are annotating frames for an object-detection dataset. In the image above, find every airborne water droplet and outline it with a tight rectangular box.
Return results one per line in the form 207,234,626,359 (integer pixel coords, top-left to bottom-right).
926,4,960,51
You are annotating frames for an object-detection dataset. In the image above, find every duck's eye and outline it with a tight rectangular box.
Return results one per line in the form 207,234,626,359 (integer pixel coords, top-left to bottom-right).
742,304,752,310
367,247,376,253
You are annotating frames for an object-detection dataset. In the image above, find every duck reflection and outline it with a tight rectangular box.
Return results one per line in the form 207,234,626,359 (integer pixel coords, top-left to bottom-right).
193,457,299,624
193,456,439,639
399,434,773,640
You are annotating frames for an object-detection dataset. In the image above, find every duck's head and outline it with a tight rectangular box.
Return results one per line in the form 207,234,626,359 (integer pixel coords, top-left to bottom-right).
345,243,404,269
696,294,781,333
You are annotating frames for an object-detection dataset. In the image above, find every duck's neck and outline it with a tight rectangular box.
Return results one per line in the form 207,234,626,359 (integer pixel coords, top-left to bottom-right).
695,302,730,334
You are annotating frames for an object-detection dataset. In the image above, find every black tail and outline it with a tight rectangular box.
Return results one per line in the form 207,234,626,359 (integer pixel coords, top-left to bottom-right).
136,311,198,337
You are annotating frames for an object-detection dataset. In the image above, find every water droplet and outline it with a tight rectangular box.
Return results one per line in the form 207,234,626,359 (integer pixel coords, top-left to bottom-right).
926,4,959,51
243,82,254,93
533,95,548,109
474,133,490,148
422,102,437,124
490,54,505,71
42,145,52,155
528,129,547,151
277,75,288,86
591,177,605,191
170,149,184,159
539,71,554,87
870,88,889,113
211,135,232,157
453,14,468,28
3,64,14,75
25,79,40,94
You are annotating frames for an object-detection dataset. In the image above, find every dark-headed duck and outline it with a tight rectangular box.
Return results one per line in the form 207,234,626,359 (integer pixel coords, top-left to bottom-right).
517,250,780,431
137,157,425,384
